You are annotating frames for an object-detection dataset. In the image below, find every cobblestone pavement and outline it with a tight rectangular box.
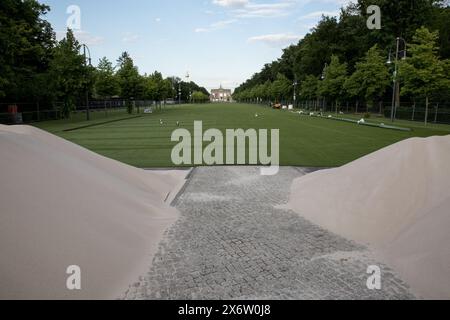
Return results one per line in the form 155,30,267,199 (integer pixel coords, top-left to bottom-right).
123,167,415,300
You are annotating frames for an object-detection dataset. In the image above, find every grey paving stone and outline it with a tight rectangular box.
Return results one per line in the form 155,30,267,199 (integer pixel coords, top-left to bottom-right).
122,167,415,300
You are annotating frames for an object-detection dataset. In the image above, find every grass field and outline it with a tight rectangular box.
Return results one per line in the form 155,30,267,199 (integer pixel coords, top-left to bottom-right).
34,103,450,168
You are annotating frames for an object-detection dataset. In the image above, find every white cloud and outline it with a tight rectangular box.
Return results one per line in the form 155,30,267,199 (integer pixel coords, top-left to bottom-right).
235,2,295,18
213,0,249,8
195,19,237,33
122,32,140,43
155,17,162,23
213,0,296,18
248,33,303,47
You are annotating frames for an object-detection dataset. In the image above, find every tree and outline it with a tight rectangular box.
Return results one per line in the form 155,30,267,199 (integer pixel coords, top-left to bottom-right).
95,57,119,99
192,91,209,103
116,52,143,113
48,29,86,118
0,0,55,101
234,0,450,113
300,75,319,109
345,45,390,113
161,78,175,103
145,71,163,103
270,74,291,103
318,55,347,112
399,27,449,125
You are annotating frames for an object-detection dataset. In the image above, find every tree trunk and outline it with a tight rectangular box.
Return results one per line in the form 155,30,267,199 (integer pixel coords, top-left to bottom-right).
434,103,439,123
356,101,359,114
425,96,429,126
412,100,416,121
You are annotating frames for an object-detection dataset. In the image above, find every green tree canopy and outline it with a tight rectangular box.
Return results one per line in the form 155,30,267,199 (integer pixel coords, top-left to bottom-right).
300,75,319,101
191,91,209,103
344,45,390,107
0,0,54,100
116,52,143,100
270,74,292,102
48,29,86,118
318,55,348,106
399,27,450,124
94,57,119,99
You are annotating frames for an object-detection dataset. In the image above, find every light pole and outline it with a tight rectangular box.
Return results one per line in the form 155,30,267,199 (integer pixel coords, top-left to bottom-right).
178,82,181,105
82,44,92,121
293,79,298,108
387,37,407,122
185,72,190,104
321,63,328,112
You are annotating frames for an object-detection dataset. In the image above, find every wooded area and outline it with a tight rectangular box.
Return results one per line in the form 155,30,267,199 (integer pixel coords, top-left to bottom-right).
0,0,209,120
233,0,450,123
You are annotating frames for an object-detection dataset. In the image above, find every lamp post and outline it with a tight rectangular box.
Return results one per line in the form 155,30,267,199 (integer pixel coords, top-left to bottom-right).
82,44,92,121
321,63,328,112
293,79,298,107
185,72,190,104
387,37,407,122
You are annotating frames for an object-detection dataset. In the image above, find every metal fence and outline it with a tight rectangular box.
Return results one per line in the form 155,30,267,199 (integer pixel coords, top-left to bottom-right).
296,100,450,125
0,99,184,124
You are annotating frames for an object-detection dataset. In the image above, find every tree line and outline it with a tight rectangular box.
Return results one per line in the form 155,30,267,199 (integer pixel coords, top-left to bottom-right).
0,0,209,118
233,0,450,123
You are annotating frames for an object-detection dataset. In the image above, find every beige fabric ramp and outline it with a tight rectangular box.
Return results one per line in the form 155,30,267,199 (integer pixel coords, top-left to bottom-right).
0,125,186,299
287,135,450,299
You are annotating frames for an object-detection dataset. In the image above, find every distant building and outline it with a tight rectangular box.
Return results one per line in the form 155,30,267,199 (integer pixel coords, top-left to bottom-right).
210,85,232,102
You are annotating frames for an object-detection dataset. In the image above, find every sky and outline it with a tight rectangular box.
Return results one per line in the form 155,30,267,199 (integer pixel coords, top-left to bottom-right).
43,0,352,91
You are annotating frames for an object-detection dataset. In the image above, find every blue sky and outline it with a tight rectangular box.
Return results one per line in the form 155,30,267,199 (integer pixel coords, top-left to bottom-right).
43,0,351,91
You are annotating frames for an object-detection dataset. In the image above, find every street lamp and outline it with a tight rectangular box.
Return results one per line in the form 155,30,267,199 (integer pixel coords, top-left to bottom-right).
293,80,298,107
387,37,407,122
321,63,328,111
185,72,190,104
82,44,92,121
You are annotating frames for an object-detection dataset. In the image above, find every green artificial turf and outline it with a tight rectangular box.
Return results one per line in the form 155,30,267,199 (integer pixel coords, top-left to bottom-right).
34,103,450,168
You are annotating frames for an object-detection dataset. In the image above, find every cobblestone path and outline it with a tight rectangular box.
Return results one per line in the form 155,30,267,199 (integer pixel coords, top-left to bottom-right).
124,167,414,300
